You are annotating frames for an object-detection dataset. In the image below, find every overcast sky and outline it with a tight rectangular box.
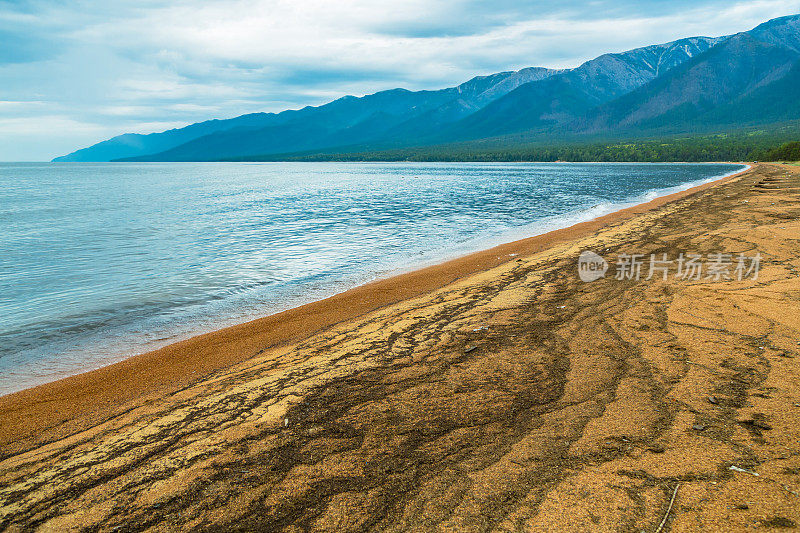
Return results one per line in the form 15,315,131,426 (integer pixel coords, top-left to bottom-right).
1,0,799,161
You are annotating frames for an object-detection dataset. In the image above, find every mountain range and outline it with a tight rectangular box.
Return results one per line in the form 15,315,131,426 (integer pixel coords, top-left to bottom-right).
54,14,800,162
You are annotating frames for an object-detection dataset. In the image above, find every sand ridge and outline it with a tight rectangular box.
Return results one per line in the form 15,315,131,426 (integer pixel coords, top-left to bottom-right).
1,164,799,532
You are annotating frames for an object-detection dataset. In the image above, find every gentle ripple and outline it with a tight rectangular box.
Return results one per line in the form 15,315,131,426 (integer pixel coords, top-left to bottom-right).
0,161,745,395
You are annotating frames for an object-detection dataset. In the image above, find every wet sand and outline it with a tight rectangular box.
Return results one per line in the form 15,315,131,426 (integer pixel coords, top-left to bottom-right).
1,163,799,532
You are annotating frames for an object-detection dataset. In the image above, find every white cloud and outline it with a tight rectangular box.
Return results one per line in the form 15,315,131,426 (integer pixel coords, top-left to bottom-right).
0,116,110,161
80,0,800,76
0,0,798,160
0,115,107,135
0,100,46,110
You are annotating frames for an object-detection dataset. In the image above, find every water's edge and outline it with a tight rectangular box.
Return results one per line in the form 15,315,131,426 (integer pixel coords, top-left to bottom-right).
0,163,749,397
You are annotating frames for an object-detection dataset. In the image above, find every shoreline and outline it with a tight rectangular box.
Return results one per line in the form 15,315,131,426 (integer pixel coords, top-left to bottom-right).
0,163,745,398
3,162,799,531
0,163,752,447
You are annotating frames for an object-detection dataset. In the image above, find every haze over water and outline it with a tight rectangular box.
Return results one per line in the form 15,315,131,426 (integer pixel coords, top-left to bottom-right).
0,162,744,395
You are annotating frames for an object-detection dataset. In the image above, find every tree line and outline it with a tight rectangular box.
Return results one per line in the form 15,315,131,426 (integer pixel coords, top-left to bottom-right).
228,131,800,163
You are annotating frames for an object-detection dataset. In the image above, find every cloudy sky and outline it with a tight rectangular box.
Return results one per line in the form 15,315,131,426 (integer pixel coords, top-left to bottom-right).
1,0,799,161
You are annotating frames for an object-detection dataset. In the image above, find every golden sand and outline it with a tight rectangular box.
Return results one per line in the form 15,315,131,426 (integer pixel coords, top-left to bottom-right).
1,163,798,532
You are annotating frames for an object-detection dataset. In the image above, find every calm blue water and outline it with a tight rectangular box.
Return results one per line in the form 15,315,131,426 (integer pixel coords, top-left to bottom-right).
0,162,744,394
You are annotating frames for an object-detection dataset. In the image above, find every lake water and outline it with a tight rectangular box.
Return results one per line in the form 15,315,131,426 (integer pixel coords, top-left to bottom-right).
0,162,745,395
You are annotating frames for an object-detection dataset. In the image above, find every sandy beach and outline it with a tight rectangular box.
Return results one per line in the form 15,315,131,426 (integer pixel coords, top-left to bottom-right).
1,162,799,531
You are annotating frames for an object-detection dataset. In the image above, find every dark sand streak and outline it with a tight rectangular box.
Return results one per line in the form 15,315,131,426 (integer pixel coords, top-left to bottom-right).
2,164,799,532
